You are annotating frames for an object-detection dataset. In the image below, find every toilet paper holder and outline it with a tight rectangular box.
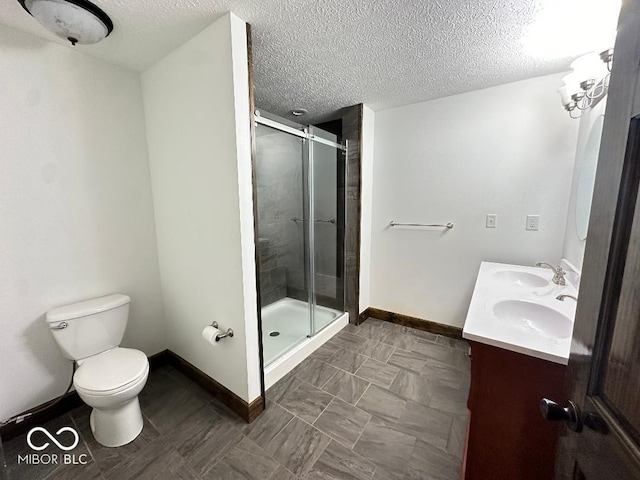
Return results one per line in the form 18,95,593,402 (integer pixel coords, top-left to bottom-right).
210,321,234,342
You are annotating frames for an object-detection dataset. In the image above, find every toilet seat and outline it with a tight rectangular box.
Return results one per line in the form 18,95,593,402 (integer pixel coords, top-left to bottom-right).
74,347,149,396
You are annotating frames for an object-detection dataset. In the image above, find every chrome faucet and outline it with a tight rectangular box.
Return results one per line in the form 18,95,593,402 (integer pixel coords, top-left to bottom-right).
535,262,567,286
556,294,578,302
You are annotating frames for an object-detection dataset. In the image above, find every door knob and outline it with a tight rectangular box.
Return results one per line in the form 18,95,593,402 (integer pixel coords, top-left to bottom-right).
540,398,583,432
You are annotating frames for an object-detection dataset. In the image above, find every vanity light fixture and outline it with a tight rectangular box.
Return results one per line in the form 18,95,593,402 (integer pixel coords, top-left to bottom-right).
558,49,613,119
17,0,114,46
600,48,614,72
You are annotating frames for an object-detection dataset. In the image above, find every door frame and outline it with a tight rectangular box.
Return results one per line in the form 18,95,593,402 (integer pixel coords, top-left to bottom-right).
555,2,640,477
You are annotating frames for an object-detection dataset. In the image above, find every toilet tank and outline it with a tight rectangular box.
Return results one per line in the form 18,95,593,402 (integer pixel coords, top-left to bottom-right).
46,294,131,361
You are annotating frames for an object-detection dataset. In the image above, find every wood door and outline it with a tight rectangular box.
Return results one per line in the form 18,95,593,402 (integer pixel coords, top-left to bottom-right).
553,2,640,478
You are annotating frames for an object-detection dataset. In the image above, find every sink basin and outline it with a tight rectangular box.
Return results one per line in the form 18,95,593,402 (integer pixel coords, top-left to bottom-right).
492,270,549,288
492,300,573,339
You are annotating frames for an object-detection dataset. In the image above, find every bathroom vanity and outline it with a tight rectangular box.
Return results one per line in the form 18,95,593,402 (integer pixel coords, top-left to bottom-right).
464,341,566,480
462,262,577,480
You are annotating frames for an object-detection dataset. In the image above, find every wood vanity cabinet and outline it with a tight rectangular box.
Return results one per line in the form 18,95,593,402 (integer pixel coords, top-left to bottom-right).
463,341,566,480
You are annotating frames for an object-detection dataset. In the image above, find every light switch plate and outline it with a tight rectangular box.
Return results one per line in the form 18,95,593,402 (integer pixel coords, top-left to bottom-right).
486,214,497,228
526,215,539,231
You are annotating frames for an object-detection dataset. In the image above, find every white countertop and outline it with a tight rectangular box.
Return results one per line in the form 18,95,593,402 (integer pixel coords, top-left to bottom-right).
462,261,577,365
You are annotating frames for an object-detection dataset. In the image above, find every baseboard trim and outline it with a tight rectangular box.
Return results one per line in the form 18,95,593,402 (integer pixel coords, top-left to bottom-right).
0,349,263,442
0,388,84,443
165,351,264,423
148,349,171,370
361,307,463,339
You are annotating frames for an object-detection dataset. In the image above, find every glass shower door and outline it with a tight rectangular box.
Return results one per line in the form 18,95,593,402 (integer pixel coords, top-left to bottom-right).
308,126,346,336
254,113,347,367
254,122,311,365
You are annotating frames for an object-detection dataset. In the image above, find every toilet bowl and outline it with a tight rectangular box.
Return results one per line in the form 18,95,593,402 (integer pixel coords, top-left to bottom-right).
46,294,149,447
74,347,149,447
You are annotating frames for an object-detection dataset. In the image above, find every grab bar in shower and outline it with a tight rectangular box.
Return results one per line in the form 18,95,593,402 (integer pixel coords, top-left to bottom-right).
291,217,336,224
389,221,454,229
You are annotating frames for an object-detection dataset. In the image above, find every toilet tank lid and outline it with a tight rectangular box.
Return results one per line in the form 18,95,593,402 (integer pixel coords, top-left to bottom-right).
46,294,131,323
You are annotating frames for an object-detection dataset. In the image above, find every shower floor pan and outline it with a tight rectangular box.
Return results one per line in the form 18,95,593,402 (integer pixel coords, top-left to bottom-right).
262,297,348,389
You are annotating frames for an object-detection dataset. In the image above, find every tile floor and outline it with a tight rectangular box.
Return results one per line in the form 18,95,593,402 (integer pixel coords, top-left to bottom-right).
1,318,470,480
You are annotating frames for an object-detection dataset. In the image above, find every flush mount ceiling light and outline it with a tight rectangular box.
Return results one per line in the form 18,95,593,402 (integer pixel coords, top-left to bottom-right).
18,0,113,46
291,109,308,117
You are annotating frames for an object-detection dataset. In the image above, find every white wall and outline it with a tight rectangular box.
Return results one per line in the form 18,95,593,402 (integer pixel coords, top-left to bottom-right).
142,13,261,403
0,26,165,421
369,74,580,328
359,105,375,313
562,98,608,272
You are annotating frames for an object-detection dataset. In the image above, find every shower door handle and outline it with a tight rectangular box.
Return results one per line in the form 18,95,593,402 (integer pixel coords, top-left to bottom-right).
291,217,336,224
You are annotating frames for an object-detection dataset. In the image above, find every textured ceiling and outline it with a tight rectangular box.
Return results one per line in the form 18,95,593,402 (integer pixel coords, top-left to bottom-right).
0,0,620,122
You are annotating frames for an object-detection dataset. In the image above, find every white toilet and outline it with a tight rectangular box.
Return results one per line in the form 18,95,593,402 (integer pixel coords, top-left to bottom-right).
46,294,149,448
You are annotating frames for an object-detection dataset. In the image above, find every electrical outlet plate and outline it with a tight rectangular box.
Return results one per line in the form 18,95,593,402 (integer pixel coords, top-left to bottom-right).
486,214,497,228
526,215,539,231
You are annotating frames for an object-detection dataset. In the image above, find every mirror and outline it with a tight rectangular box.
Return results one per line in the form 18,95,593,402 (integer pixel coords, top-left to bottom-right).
576,114,605,241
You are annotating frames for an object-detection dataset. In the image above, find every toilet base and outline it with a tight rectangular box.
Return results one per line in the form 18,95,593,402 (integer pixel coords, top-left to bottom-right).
89,397,144,447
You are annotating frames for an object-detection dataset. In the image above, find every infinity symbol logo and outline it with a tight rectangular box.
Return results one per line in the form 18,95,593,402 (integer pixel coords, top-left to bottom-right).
27,427,79,451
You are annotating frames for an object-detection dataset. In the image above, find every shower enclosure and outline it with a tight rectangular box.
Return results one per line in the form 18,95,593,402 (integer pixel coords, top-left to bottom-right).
254,112,348,379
